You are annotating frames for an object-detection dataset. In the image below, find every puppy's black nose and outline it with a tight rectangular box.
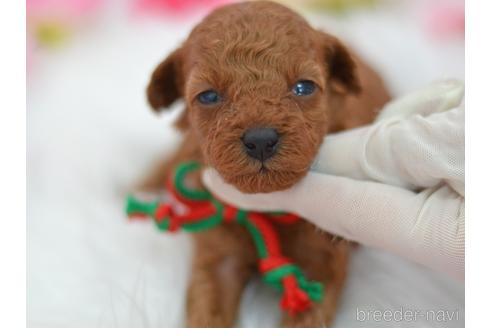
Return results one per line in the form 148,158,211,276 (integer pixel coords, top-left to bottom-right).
242,128,279,161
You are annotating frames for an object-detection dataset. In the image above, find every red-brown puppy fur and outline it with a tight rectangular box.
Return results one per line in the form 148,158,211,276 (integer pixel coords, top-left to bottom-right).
142,1,390,327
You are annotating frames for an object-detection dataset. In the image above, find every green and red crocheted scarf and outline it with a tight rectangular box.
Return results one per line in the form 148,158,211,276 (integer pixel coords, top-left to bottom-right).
126,161,323,315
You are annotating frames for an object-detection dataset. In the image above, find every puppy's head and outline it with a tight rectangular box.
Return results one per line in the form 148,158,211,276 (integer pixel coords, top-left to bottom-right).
147,1,360,193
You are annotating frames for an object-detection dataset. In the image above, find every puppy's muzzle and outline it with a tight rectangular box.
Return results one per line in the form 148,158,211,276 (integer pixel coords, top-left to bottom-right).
242,127,279,162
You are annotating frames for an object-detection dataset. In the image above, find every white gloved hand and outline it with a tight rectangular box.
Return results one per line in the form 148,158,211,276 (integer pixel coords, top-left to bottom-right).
202,80,465,280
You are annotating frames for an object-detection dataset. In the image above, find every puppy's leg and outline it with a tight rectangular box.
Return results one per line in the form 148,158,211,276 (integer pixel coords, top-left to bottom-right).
186,227,256,328
280,225,351,328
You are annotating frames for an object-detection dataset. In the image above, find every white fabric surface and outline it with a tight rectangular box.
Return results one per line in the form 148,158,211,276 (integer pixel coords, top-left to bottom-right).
203,80,465,279
28,4,465,328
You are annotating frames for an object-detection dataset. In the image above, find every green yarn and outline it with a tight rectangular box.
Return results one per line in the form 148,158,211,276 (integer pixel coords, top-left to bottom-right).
174,161,212,201
183,207,224,232
125,161,325,314
126,195,159,217
239,217,268,258
263,264,324,302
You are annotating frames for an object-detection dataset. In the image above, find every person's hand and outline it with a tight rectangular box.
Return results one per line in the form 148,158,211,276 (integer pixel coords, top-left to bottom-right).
202,80,465,280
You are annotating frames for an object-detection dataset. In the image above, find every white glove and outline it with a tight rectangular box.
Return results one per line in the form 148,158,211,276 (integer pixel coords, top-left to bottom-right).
202,80,465,280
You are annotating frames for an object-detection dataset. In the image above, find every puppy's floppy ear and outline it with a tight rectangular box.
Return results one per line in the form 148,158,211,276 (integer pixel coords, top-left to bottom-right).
319,32,361,94
147,48,184,111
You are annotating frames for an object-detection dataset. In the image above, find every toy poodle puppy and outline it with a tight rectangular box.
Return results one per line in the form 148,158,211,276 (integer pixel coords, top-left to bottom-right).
141,1,390,327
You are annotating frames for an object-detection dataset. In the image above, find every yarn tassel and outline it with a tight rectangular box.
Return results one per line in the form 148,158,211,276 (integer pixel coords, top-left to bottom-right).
125,161,324,315
281,275,311,315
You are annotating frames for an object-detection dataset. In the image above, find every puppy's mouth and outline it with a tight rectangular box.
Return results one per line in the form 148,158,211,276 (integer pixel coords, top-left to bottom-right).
205,128,319,193
208,145,314,193
259,165,269,174
218,164,308,194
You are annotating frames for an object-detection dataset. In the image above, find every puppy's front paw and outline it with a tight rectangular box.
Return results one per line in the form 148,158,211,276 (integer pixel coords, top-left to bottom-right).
187,315,226,328
281,309,332,328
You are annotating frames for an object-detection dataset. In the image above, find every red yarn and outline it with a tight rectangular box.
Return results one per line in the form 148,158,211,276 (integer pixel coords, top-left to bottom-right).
155,204,172,222
269,213,299,224
223,205,238,222
177,203,216,223
280,276,312,315
126,161,323,316
248,213,283,255
166,178,209,208
259,256,291,272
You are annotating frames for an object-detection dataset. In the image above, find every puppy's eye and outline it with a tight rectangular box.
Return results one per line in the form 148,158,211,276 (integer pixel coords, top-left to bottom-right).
292,80,316,96
197,90,221,105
